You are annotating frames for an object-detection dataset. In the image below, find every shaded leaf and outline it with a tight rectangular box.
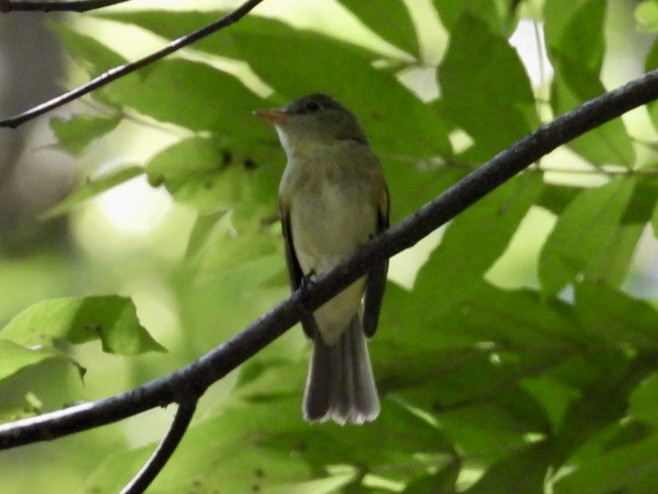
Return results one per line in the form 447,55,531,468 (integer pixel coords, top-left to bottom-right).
554,433,658,494
537,183,582,216
545,0,635,165
544,0,605,73
575,283,658,350
336,0,419,56
427,173,543,293
432,0,515,34
438,14,538,158
551,66,636,165
538,178,636,297
82,396,452,493
583,221,643,288
465,442,551,494
630,372,658,427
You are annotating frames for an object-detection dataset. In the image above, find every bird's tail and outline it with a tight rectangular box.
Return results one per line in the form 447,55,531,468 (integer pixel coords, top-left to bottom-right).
303,316,380,425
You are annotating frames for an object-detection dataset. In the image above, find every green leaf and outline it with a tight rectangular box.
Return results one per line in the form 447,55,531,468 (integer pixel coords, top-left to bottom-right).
0,339,63,383
82,396,452,492
106,59,267,142
520,374,581,434
551,66,636,165
94,10,244,59
50,115,120,156
377,282,578,407
145,137,277,225
107,59,282,227
630,372,658,426
545,0,635,165
336,0,419,56
403,459,459,493
538,178,636,297
49,23,127,78
41,166,144,219
433,0,484,32
432,0,513,34
184,210,231,260
581,181,656,286
0,296,165,355
465,442,551,494
438,14,538,158
554,433,658,494
145,137,230,210
636,0,658,32
437,401,540,462
575,283,658,350
544,0,606,74
560,182,655,288
427,173,543,293
582,222,643,288
537,183,583,215
0,392,43,423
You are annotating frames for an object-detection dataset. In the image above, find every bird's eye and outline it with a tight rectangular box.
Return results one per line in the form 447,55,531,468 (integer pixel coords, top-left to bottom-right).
305,101,321,112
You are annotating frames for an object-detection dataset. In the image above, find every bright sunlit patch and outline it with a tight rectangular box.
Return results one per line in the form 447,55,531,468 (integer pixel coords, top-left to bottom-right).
485,206,555,290
509,19,553,87
95,174,172,234
389,228,443,290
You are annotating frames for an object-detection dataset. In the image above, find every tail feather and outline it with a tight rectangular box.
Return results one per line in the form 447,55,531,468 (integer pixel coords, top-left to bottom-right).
303,317,379,424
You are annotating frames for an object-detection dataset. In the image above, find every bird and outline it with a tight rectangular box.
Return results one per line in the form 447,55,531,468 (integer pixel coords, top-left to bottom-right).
255,94,389,424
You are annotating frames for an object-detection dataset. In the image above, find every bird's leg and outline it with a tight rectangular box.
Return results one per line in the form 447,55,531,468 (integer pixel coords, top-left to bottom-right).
300,270,316,300
298,270,320,339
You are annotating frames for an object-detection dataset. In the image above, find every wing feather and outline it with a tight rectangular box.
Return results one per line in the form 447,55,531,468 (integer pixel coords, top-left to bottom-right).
362,185,389,337
280,202,320,339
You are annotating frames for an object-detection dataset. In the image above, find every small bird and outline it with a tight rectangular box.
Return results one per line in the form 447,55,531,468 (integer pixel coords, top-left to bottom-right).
255,94,389,425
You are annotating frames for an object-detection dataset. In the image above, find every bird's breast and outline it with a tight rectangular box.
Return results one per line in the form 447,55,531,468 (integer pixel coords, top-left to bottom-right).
283,150,379,275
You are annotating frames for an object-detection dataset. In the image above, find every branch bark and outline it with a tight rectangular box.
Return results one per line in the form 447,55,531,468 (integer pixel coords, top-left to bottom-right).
2,67,658,450
120,400,198,494
0,0,131,12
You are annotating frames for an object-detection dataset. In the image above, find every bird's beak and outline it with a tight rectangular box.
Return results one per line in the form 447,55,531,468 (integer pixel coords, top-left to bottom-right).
253,108,289,125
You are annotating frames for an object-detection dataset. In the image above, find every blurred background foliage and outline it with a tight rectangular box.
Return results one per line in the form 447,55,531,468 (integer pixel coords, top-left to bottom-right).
3,0,658,492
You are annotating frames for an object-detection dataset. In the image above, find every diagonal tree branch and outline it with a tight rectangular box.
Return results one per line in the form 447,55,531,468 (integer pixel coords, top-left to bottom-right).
120,399,198,494
2,68,658,449
0,0,131,13
0,0,266,128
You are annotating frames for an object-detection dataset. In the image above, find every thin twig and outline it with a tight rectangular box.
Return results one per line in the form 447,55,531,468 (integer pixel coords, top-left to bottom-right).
535,165,658,176
0,0,267,128
0,0,130,13
2,68,658,449
120,400,198,494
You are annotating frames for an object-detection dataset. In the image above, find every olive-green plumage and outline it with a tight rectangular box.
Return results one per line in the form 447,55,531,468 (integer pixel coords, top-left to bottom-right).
256,94,389,424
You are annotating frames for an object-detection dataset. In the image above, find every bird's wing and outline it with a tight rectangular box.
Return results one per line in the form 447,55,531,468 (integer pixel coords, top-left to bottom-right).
280,201,320,339
363,184,390,338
